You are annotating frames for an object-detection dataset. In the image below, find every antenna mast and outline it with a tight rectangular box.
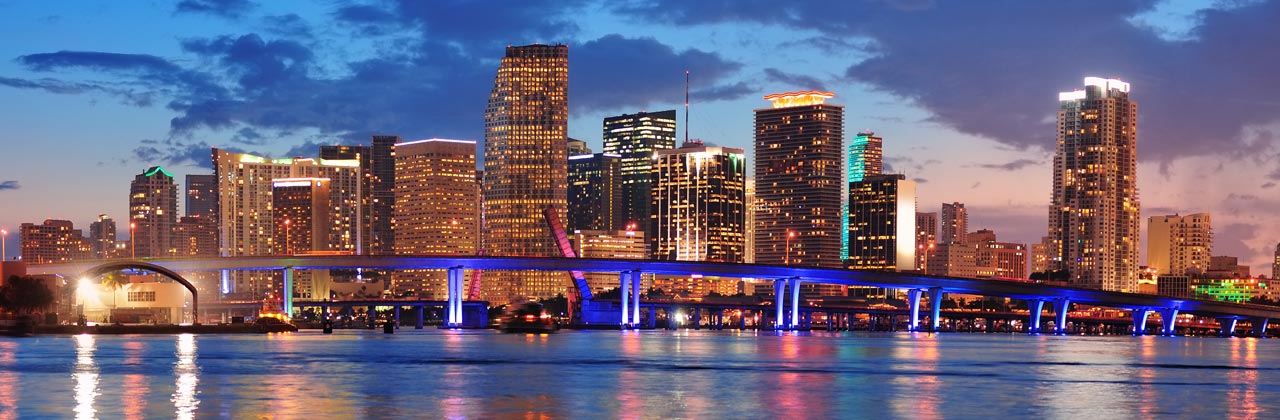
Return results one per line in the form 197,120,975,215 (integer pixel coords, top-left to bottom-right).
684,70,690,144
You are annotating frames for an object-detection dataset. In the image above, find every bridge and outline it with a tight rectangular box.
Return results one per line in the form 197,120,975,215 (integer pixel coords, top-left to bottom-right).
29,255,1280,336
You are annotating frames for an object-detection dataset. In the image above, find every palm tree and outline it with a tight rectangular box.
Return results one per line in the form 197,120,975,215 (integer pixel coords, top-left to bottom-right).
0,275,55,315
98,272,127,323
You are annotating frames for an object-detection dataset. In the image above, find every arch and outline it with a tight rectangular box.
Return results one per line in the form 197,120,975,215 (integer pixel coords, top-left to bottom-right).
76,261,199,325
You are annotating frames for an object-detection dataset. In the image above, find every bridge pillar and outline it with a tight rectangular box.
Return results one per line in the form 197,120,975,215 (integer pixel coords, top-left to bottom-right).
907,289,923,332
1253,318,1269,337
282,266,294,316
619,271,631,327
692,307,701,329
1160,308,1179,336
446,266,464,328
416,306,424,329
631,271,642,328
774,279,787,330
1028,300,1045,334
739,309,747,330
648,307,657,329
367,305,377,329
394,306,401,329
928,287,943,332
1053,298,1071,335
1132,309,1150,336
789,277,802,329
1218,317,1236,337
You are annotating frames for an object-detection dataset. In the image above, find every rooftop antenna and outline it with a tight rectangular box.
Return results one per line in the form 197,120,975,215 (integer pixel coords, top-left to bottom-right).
684,70,690,145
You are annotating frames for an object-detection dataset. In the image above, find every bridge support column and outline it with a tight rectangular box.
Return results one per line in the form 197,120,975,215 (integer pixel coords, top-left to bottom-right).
648,307,656,329
1053,298,1070,335
1028,300,1045,334
1218,317,1236,337
282,267,294,316
907,289,923,332
632,271,642,328
928,287,943,332
774,279,787,330
1253,318,1269,337
394,306,401,329
446,266,463,328
789,277,802,329
1132,309,1150,336
1160,308,1179,336
619,271,631,327
416,306,424,329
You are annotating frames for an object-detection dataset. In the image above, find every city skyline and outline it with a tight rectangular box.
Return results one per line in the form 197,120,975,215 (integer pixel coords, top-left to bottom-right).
2,1,1280,273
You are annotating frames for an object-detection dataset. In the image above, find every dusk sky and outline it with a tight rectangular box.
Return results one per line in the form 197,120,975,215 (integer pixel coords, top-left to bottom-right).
2,0,1278,273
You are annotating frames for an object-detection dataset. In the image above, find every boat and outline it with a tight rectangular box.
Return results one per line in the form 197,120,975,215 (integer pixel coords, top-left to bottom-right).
500,302,557,333
253,312,299,333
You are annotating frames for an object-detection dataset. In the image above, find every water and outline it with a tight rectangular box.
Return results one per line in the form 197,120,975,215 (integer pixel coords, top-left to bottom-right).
0,330,1274,419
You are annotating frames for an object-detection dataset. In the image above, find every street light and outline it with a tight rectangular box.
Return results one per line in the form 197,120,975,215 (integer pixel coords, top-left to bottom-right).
129,222,136,259
1,228,7,261
785,230,797,265
283,218,292,255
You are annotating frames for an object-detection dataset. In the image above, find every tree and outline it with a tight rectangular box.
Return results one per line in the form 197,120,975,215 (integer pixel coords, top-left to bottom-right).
1,275,55,315
98,272,127,322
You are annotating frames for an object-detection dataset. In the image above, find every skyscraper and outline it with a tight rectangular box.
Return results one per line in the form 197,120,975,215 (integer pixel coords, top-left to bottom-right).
1273,243,1279,280
185,174,217,219
272,178,332,254
915,212,938,270
393,139,479,298
20,219,91,263
754,91,844,268
130,166,178,258
482,44,569,301
567,153,622,232
1049,77,1140,292
846,174,916,271
844,131,884,259
1147,213,1211,276
174,216,217,257
603,110,678,237
744,178,756,264
320,135,396,255
651,141,746,262
89,214,116,259
940,202,968,245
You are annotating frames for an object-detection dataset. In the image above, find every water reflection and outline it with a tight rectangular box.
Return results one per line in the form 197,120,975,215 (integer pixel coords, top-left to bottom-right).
172,334,198,420
73,334,98,420
1226,338,1259,420
121,341,149,420
890,334,941,420
0,341,17,420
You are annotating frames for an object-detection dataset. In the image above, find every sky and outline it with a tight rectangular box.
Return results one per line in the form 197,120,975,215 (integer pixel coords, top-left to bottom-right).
1,0,1279,274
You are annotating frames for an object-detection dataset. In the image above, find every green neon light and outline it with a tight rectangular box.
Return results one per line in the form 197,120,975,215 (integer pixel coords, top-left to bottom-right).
143,166,174,178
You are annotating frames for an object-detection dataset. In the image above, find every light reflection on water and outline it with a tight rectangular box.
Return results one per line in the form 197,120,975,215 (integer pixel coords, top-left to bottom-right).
0,331,1275,418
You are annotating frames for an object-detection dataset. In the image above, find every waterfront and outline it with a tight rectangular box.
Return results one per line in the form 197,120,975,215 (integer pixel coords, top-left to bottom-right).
0,331,1275,419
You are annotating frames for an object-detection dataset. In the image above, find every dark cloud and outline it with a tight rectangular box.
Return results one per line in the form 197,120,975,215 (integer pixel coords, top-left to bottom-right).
977,159,1041,172
763,68,825,90
261,14,313,39
620,0,1280,162
1214,223,1260,264
1262,182,1276,189
913,178,927,184
175,0,255,19
19,51,181,73
0,181,19,191
573,35,745,114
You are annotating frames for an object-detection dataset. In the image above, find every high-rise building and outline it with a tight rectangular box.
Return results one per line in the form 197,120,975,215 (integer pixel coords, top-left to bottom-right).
843,131,883,260
1031,236,1053,275
482,44,570,301
130,166,178,258
185,174,217,219
320,135,396,255
651,141,746,263
393,139,480,297
272,178,332,254
926,243,977,278
20,219,91,263
754,91,844,268
1147,213,1212,277
88,214,116,259
567,153,623,232
1049,77,1140,292
744,179,756,264
915,212,938,270
567,138,592,156
603,110,678,238
940,202,968,245
173,215,218,257
572,229,648,294
846,174,916,271
1274,243,1280,280
970,229,1028,279
212,149,362,297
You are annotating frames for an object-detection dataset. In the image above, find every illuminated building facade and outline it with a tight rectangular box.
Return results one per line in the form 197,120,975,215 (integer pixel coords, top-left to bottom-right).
567,153,623,233
130,166,178,258
393,139,479,298
271,178,331,254
1049,77,1140,292
185,174,217,218
842,132,882,259
915,212,937,270
1146,213,1211,276
572,229,648,294
846,174,916,271
212,148,362,297
1274,243,1280,281
651,142,746,263
603,110,678,238
744,179,756,264
89,214,116,259
482,44,569,301
320,135,396,255
20,219,91,263
173,216,218,257
926,243,977,278
940,202,968,245
1031,236,1053,274
754,91,844,268
970,229,1028,279
1191,277,1266,303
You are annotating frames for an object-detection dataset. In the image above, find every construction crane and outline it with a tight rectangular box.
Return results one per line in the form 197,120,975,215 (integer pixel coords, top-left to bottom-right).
543,207,594,301
465,250,484,301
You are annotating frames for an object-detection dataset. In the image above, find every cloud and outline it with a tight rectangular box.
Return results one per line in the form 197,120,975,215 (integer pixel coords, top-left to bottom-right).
175,0,255,19
977,159,1041,172
0,181,19,191
763,68,826,90
572,35,745,114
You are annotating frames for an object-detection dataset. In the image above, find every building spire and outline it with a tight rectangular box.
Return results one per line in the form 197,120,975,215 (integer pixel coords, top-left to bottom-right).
684,70,690,145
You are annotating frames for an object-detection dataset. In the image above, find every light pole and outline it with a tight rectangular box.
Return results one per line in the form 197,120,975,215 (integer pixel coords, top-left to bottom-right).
785,230,797,265
129,222,136,259
1,228,7,261
284,219,291,255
